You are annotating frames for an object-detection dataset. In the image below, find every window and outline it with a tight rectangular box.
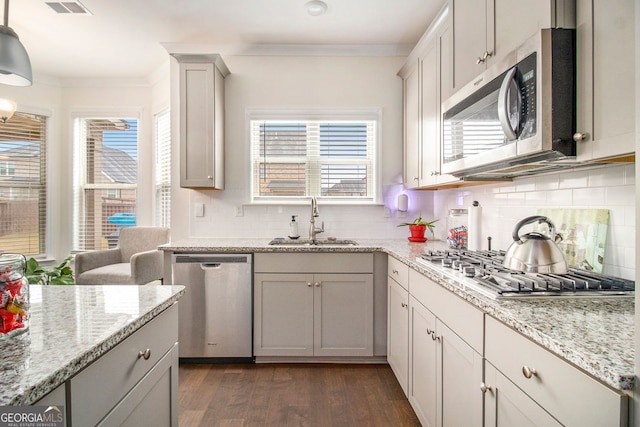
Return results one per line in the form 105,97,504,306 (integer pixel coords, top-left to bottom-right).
73,117,138,251
0,112,47,256
154,109,171,228
250,111,379,204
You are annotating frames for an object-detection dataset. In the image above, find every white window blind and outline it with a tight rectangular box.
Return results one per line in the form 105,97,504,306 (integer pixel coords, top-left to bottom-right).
0,112,47,256
73,117,138,251
154,109,171,228
251,119,376,203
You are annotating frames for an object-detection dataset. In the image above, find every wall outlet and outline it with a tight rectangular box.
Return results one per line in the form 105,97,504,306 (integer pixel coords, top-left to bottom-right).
235,205,244,217
195,203,205,217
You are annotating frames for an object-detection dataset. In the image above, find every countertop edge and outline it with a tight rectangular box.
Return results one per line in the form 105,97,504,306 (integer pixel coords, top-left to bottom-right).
10,287,185,406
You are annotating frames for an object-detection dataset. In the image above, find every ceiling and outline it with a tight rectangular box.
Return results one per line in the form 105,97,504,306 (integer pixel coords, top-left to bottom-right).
8,0,445,83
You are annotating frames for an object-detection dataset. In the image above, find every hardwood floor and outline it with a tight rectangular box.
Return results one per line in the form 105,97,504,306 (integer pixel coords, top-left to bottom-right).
178,363,421,426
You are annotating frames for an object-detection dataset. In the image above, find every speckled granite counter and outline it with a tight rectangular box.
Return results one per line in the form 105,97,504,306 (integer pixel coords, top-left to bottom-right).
161,237,635,391
0,284,185,405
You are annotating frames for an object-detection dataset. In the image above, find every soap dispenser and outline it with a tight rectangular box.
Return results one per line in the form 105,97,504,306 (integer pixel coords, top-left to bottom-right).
289,215,300,239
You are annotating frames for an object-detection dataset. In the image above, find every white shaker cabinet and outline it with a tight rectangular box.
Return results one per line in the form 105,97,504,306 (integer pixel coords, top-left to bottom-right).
387,257,410,395
408,270,483,427
451,0,575,93
171,54,229,189
254,253,374,358
575,0,635,161
485,316,628,427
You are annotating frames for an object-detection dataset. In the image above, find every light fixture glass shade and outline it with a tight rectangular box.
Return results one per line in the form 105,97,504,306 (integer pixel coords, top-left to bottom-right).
0,25,32,86
0,97,16,122
305,0,328,16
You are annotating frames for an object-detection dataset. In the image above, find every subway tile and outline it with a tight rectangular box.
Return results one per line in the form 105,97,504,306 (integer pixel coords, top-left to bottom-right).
534,173,560,190
572,187,605,206
624,205,636,227
558,170,589,189
624,163,635,185
605,186,635,206
515,181,536,192
588,165,625,187
545,189,573,205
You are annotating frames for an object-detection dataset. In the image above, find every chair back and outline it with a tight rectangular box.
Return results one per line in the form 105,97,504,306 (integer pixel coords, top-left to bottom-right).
117,227,170,261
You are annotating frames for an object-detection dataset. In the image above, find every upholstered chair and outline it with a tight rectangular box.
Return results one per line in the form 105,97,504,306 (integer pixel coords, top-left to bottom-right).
74,226,170,285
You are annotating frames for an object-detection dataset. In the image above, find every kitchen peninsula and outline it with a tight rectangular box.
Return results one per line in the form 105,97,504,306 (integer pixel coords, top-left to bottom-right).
163,237,634,426
0,284,184,423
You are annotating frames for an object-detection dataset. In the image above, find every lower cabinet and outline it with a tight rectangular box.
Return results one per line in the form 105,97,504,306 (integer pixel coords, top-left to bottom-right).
69,304,179,426
483,361,561,427
254,272,373,357
387,277,409,395
408,295,482,427
485,315,628,427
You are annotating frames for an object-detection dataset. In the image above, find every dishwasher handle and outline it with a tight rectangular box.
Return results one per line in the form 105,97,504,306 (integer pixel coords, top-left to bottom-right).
172,254,252,264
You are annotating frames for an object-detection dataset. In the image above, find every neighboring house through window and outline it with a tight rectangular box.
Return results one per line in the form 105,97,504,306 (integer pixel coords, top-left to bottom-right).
249,109,380,204
0,112,48,256
73,116,138,251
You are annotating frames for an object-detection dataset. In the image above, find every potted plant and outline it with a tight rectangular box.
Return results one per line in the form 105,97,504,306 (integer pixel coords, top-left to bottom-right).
398,215,439,242
26,256,74,285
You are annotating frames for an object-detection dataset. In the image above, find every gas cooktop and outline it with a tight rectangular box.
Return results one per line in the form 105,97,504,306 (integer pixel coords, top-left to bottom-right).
415,249,635,299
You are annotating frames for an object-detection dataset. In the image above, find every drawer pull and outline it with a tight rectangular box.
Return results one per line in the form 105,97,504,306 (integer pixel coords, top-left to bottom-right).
401,302,407,308
307,282,312,287
315,282,321,287
480,382,492,393
522,365,537,379
426,328,433,335
137,348,151,360
392,269,399,275
431,332,441,341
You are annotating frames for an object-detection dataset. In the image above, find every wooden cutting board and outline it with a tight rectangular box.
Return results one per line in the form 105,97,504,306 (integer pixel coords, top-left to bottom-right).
536,208,609,272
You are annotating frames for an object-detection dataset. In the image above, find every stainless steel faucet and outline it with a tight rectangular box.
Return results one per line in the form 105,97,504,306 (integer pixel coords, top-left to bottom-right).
309,197,324,242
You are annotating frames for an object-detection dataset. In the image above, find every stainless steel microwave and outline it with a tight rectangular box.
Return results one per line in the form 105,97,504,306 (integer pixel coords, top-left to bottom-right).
441,28,576,178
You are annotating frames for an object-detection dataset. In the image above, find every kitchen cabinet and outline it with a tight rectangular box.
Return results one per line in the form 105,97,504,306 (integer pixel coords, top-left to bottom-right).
399,5,460,189
408,270,483,427
575,0,635,161
485,315,628,426
171,53,229,189
451,0,575,93
34,384,67,427
254,253,374,358
387,257,409,395
69,304,179,427
483,361,562,427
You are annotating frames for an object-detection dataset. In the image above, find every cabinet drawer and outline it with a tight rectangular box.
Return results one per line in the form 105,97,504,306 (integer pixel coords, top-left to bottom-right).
71,304,178,426
409,269,483,353
485,316,628,427
387,256,409,291
255,253,373,273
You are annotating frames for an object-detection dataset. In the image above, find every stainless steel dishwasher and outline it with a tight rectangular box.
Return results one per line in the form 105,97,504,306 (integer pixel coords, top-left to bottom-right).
172,253,253,362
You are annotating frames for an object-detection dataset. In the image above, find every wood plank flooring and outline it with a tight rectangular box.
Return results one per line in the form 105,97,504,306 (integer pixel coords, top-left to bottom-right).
179,363,421,427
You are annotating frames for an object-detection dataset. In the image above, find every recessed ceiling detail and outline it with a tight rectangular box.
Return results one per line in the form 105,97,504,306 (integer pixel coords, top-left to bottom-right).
45,1,91,15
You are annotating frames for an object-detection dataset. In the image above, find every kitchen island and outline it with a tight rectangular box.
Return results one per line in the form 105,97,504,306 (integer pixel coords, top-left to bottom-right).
161,237,634,393
0,284,185,407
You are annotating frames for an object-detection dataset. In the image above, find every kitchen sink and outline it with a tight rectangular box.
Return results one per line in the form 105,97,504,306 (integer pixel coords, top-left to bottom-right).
269,238,358,246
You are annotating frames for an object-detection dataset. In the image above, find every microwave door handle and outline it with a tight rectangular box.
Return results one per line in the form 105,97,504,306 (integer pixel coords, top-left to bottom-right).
497,67,520,141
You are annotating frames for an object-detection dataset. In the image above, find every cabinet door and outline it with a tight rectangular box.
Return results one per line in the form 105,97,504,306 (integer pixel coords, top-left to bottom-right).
451,0,494,91
408,297,437,427
484,362,562,427
387,278,409,395
404,59,421,189
254,273,314,356
420,39,439,187
99,344,179,427
314,273,373,357
438,321,483,427
576,0,635,161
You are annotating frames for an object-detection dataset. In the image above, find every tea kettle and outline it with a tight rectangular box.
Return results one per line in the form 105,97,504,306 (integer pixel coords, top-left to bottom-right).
502,216,568,274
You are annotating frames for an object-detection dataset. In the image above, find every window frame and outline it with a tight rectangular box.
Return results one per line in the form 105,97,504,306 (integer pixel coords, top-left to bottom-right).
247,108,382,205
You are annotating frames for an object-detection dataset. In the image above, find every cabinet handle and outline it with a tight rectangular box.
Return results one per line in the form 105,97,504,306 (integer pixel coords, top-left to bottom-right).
426,328,433,335
476,50,493,64
573,132,590,142
207,175,213,179
480,382,492,393
413,177,419,181
430,171,441,176
137,348,151,360
522,365,537,379
401,302,407,308
431,332,440,341
392,269,399,275
314,282,321,287
307,282,313,287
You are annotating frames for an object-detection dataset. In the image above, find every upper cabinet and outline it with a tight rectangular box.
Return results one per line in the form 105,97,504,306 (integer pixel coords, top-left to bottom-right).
171,54,229,189
399,5,461,189
575,0,635,162
451,0,576,95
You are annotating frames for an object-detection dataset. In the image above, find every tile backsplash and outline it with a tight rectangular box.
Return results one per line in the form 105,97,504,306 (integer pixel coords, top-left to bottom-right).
432,163,635,280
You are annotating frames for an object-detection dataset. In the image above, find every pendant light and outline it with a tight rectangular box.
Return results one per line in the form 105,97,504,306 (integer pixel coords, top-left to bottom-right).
0,0,32,86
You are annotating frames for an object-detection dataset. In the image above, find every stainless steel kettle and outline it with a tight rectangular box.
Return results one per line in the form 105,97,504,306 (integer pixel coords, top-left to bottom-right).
502,216,568,274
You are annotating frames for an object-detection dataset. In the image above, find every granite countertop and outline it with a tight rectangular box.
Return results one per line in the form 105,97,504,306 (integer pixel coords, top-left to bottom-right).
162,237,635,391
0,284,185,406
